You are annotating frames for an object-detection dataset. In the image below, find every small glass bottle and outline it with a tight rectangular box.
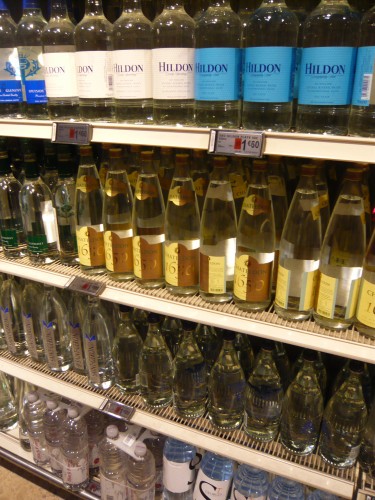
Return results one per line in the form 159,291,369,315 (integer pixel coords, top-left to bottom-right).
0,275,27,357
208,329,246,430
21,280,45,363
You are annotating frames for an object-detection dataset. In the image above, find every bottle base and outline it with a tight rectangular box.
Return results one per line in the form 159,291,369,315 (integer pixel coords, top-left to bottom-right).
142,396,172,408
28,253,59,266
313,312,353,331
244,427,277,442
107,272,134,282
273,304,311,321
208,412,242,431
280,439,316,456
319,450,356,469
48,363,72,373
199,291,232,303
174,405,206,419
234,298,270,313
79,265,107,275
3,248,27,259
88,378,114,390
166,284,198,296
135,278,165,289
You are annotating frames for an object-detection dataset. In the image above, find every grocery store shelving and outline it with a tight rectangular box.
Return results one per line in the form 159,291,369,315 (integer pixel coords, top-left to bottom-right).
0,118,374,162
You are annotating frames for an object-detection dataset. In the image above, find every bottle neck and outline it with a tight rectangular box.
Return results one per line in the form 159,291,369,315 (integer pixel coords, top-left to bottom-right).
119,311,132,322
211,165,228,182
50,0,69,18
23,0,41,9
147,323,161,336
85,0,104,15
222,339,235,352
209,0,230,7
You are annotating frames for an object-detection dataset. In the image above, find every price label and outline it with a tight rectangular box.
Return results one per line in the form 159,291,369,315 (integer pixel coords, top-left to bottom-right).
100,398,135,422
51,122,92,145
67,276,105,296
208,129,265,157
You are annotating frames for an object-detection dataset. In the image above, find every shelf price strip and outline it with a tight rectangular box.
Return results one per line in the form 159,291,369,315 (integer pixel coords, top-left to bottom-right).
67,276,106,296
208,129,265,157
100,398,135,422
52,122,92,145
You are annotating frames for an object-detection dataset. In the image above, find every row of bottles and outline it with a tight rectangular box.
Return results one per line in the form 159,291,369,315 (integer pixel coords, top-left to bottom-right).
0,0,375,137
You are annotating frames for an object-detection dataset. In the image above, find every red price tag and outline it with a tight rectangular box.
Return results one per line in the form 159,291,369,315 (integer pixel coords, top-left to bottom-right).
69,128,75,139
234,137,242,150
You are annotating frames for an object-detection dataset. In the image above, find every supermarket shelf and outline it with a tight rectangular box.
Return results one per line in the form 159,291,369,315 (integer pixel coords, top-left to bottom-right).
0,118,374,161
0,351,358,498
0,427,100,499
357,473,375,500
2,253,375,364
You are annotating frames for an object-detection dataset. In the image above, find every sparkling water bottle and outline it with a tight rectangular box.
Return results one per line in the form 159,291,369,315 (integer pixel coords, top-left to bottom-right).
126,442,156,499
230,464,269,500
99,424,127,500
43,399,66,476
21,280,45,363
163,437,197,500
194,452,234,500
24,391,49,466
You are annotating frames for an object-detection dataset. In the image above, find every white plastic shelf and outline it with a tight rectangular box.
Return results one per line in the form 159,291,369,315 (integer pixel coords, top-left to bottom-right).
0,119,374,162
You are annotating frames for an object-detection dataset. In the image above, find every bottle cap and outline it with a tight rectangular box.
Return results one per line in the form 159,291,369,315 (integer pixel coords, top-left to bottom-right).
79,145,92,157
302,349,317,362
119,304,132,314
175,153,190,165
68,407,79,418
301,164,317,176
344,168,363,182
109,148,123,159
222,330,235,341
193,149,204,158
349,360,364,374
252,159,267,171
106,425,119,439
213,156,227,167
130,145,141,153
181,320,197,331
260,339,274,351
27,392,39,403
147,312,160,324
46,400,58,410
134,442,147,458
140,150,154,161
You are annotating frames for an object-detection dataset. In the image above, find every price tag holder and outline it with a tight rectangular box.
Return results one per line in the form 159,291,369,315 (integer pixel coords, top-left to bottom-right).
100,398,135,422
51,122,92,145
67,276,106,296
208,129,265,158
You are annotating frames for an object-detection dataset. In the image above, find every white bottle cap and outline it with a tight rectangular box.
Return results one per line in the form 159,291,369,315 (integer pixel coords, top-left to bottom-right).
27,392,39,403
46,400,58,410
134,442,147,458
106,425,119,439
68,407,79,419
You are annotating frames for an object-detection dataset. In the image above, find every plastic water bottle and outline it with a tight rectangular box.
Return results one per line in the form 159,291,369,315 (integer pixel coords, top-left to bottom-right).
143,431,167,494
194,452,234,500
85,409,105,476
126,441,156,499
230,464,269,500
267,476,305,500
163,438,197,500
24,391,49,466
99,425,127,500
307,491,338,500
43,399,66,476
61,406,89,491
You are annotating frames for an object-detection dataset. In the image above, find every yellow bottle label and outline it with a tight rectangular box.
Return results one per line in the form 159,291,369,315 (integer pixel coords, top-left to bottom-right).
194,177,208,197
275,264,290,309
99,164,109,187
311,204,320,221
135,180,158,201
234,254,273,302
128,170,138,190
105,177,128,197
165,242,199,287
242,195,271,216
229,173,247,200
347,277,361,319
132,236,164,280
76,226,105,267
300,269,319,310
76,175,100,193
268,176,287,197
200,254,225,294
319,193,329,209
316,273,338,319
356,278,375,328
168,186,195,207
104,231,133,273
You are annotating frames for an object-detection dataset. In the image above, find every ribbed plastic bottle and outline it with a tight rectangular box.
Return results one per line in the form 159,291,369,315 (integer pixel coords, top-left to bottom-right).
267,476,305,500
24,391,49,466
144,431,167,494
43,399,66,476
230,464,269,500
163,437,197,500
126,441,156,499
99,425,127,500
194,452,234,500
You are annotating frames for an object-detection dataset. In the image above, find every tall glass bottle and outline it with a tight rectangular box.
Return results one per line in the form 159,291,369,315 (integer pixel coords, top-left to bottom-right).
359,395,375,479
112,0,153,123
355,228,375,339
274,165,321,321
314,160,330,239
132,151,165,288
161,315,183,358
0,152,26,259
41,284,72,372
16,0,48,119
67,291,86,375
165,153,200,296
194,323,222,373
139,313,173,407
152,0,195,125
242,0,298,131
82,296,115,390
234,160,275,311
191,149,210,215
280,350,324,455
200,156,237,303
208,330,246,430
0,0,23,118
75,145,106,275
19,154,59,265
0,371,18,431
195,0,242,128
296,0,360,135
41,0,79,120
314,168,366,330
158,147,175,205
0,276,27,357
74,0,115,121
319,361,368,468
21,280,45,363
292,349,327,398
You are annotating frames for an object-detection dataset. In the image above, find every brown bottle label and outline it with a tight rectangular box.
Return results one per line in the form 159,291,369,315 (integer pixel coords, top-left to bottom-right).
135,180,158,200
200,254,225,294
76,226,105,267
234,255,273,302
104,231,134,273
165,243,199,287
76,175,100,193
242,195,271,216
105,177,128,197
128,170,139,190
168,186,195,206
133,236,164,280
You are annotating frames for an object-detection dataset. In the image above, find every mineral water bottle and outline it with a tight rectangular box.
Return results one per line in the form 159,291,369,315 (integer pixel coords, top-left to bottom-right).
331,359,372,409
292,349,327,398
0,370,18,431
82,296,115,390
132,151,165,288
0,0,22,118
113,304,143,393
165,153,200,296
139,313,173,407
85,409,105,476
355,228,375,339
112,0,153,123
319,361,368,468
296,0,360,135
24,391,49,466
43,399,66,476
234,159,275,311
41,142,59,194
230,464,269,500
126,442,156,499
191,149,210,216
41,284,72,372
61,406,90,491
99,425,127,500
0,275,27,357
16,0,48,119
194,452,234,500
234,333,254,381
14,378,35,451
152,0,195,125
158,147,175,205
98,142,111,188
21,280,45,363
267,476,305,500
41,0,79,120
19,154,59,265
314,168,366,330
133,308,149,341
195,0,242,128
314,160,330,240
208,330,246,430
200,156,237,303
67,291,86,375
74,0,115,121
280,350,324,455
163,437,197,500
173,320,207,418
274,164,321,321
349,6,375,137
244,341,283,442
144,431,167,494
307,491,339,500
242,0,298,131
103,147,134,281
194,323,222,373
75,145,106,275
0,151,26,259
359,395,375,479
161,316,183,358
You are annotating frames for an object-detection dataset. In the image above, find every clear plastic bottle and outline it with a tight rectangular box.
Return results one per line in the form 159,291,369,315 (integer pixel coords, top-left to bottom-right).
267,476,305,500
40,284,72,372
24,391,49,466
21,280,45,363
126,441,156,499
144,431,167,494
0,370,18,431
0,275,27,357
61,406,90,491
161,315,183,358
195,0,242,128
194,452,234,500
99,425,127,500
43,399,66,476
67,291,86,375
163,437,197,500
230,464,269,500
85,409,105,476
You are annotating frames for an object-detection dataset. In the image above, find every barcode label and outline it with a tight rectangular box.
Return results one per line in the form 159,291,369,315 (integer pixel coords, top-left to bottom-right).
42,322,59,369
361,74,373,100
22,313,38,360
